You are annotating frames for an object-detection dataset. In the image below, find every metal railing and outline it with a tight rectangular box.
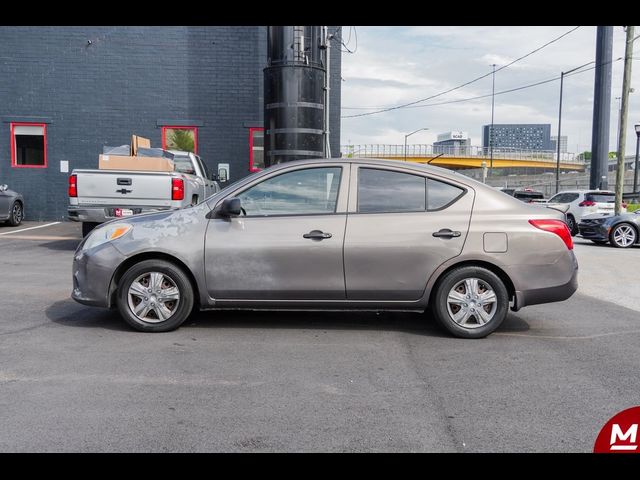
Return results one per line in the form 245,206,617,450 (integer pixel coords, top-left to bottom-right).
341,144,583,165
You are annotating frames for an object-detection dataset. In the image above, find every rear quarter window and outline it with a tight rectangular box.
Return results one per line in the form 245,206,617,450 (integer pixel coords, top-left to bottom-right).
427,178,465,210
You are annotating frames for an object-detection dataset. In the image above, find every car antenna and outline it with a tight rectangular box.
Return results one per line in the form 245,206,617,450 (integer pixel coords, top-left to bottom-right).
426,153,444,164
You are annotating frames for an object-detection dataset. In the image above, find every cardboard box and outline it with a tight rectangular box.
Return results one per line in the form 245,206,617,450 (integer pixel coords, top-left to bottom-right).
99,154,174,172
131,135,151,156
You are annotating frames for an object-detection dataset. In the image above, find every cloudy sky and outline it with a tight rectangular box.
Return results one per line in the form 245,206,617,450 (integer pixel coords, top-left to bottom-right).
339,26,640,156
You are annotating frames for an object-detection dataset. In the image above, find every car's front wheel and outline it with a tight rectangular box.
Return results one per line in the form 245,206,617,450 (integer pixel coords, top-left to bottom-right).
117,259,194,332
609,223,637,248
431,266,509,339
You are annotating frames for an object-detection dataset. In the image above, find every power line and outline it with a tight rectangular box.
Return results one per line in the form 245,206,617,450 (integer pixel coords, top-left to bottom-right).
342,26,582,118
341,56,623,116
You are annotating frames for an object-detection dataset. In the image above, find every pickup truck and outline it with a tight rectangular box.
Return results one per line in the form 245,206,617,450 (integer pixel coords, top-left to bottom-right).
68,151,220,236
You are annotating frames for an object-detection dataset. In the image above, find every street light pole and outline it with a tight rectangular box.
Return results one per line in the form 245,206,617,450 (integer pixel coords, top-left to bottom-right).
404,127,429,162
634,124,640,194
555,71,565,195
555,61,595,194
489,64,496,175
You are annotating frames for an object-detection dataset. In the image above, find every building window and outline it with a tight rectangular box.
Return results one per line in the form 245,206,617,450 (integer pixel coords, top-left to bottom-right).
249,127,264,172
11,123,47,168
161,126,198,153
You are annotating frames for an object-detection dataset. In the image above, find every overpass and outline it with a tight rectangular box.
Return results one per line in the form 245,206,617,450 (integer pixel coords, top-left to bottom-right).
341,144,586,171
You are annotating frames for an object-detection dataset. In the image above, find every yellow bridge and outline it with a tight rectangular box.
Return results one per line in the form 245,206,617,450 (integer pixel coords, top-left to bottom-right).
342,144,585,171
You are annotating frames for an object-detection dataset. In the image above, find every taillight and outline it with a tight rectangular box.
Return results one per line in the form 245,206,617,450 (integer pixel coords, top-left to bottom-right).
622,202,627,209
171,178,184,201
68,174,77,197
529,219,573,250
578,200,596,207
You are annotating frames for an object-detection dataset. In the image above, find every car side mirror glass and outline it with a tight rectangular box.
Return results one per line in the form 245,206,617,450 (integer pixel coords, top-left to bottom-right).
219,197,242,217
0,184,7,192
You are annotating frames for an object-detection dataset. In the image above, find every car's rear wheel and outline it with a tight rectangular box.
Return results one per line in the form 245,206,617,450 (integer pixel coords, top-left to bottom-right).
609,223,637,248
566,214,578,236
7,201,23,226
431,266,509,339
117,259,194,332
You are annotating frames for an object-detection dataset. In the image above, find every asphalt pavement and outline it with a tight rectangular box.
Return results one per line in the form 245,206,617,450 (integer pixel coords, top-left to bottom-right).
0,221,638,452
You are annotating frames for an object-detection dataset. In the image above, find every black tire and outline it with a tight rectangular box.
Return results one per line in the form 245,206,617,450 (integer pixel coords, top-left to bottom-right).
116,259,195,332
7,201,23,226
590,239,608,245
82,222,100,237
609,223,638,248
431,266,509,339
566,215,578,236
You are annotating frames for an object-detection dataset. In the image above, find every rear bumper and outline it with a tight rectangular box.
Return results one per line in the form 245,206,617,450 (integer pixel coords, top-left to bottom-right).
68,205,172,224
512,251,578,311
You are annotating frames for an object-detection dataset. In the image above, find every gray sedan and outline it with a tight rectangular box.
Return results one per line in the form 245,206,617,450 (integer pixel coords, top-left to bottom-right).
0,184,24,226
72,159,578,339
578,210,640,248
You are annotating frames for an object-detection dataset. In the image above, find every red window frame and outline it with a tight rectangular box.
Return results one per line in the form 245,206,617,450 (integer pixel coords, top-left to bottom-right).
249,127,264,173
11,122,47,169
161,126,198,154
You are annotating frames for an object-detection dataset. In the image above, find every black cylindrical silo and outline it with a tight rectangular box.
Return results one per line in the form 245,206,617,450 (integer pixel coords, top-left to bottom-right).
264,26,326,167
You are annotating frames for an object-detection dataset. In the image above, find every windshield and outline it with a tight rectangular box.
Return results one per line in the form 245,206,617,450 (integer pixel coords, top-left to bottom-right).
173,156,196,175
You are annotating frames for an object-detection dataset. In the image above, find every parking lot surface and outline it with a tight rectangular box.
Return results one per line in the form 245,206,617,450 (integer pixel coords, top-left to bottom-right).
0,221,638,452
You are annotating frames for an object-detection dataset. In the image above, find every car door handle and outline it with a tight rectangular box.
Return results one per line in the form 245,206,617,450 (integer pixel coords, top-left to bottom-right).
303,230,332,240
432,229,461,238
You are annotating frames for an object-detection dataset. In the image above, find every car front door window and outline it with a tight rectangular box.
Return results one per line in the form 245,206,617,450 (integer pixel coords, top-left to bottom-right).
237,167,342,216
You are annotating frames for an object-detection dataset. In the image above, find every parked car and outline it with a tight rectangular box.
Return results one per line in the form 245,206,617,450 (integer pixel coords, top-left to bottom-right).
500,188,545,203
546,190,626,236
71,158,578,339
0,184,24,226
578,210,640,248
68,151,220,236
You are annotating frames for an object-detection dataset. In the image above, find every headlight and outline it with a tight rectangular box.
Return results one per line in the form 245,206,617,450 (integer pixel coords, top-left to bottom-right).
82,223,132,251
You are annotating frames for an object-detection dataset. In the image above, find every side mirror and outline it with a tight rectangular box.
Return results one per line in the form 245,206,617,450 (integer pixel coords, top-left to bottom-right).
0,184,7,192
218,197,242,217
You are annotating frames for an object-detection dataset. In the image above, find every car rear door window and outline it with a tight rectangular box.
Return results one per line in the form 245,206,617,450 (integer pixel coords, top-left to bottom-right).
549,193,579,203
358,168,426,213
428,178,465,210
237,167,342,216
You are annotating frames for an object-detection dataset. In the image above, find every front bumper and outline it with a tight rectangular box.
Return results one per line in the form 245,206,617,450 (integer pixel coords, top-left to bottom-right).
578,222,609,241
71,242,126,308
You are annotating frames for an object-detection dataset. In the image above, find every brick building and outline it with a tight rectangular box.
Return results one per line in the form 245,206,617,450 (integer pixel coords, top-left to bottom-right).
0,26,342,220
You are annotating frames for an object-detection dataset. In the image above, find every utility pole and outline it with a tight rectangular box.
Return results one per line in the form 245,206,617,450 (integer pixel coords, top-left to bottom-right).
322,26,332,158
615,25,635,215
489,64,496,175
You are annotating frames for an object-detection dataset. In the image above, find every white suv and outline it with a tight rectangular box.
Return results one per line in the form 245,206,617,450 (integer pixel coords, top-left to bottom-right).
546,190,626,236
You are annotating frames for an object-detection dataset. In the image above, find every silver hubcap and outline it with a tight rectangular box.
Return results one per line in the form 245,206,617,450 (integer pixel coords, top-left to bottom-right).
446,277,498,329
12,204,22,223
127,272,180,323
613,225,636,247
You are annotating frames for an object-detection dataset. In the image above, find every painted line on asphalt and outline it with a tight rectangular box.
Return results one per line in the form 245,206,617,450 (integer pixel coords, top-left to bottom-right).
0,222,60,236
0,235,79,241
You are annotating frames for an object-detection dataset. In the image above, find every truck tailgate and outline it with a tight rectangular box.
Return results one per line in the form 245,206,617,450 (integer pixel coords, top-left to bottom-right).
76,170,174,206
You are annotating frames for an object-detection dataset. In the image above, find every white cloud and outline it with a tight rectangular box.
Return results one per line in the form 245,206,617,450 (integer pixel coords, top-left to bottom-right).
340,26,640,155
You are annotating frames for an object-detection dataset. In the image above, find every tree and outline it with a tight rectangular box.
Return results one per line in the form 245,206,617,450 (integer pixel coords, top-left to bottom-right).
167,129,195,152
